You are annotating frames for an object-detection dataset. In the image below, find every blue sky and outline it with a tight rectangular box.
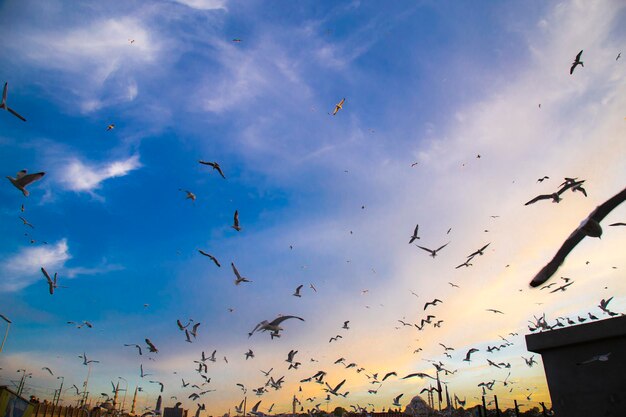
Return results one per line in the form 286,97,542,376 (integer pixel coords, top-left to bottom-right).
1,0,626,414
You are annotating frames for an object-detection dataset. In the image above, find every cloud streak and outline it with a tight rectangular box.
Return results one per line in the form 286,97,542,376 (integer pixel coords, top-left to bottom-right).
58,154,142,194
1,239,70,293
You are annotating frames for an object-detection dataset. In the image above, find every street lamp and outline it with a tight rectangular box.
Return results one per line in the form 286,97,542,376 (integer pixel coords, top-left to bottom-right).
118,377,128,413
54,377,65,406
17,369,32,396
0,313,11,354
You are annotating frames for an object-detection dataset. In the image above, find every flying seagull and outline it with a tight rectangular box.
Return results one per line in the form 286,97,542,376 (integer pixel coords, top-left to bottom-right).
19,216,34,228
402,372,435,380
392,394,403,407
325,379,346,396
409,224,420,243
530,186,626,287
42,367,54,376
570,50,583,74
180,189,196,201
232,210,241,231
248,315,305,338
424,299,443,310
198,161,226,179
231,262,251,285
125,343,143,356
41,267,63,295
331,98,345,116
467,243,490,258
416,243,449,258
525,180,585,205
145,338,159,353
293,285,303,297
198,250,220,267
463,348,479,362
7,170,45,196
1,82,26,121
382,372,397,381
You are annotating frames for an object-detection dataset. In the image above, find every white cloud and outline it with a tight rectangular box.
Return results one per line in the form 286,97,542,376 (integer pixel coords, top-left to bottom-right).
0,241,124,293
59,154,142,194
2,13,163,113
1,239,70,292
172,0,227,10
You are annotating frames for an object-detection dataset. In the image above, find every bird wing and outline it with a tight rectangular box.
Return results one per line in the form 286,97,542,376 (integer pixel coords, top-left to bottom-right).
402,372,433,380
145,339,157,351
416,245,433,254
556,180,585,195
41,267,53,284
435,242,449,252
231,263,242,280
7,107,26,122
233,210,239,227
269,315,305,326
215,165,226,179
333,379,346,392
525,194,553,205
530,186,626,287
17,172,45,187
576,50,583,61
382,372,396,381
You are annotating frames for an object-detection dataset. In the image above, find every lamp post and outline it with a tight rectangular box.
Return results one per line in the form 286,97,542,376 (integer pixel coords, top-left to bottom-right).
0,313,11,353
17,369,32,396
54,377,65,406
118,377,128,413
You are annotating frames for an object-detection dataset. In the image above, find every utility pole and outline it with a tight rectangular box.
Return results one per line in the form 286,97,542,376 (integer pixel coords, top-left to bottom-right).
131,386,138,415
17,370,32,396
0,314,11,354
55,377,64,406
81,363,93,406
118,377,128,412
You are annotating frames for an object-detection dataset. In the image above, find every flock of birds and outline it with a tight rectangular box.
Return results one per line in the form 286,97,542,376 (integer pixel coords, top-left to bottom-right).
2,43,625,417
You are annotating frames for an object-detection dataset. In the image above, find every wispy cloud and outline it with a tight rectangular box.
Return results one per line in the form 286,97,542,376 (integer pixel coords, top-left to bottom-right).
1,239,70,292
171,0,227,11
58,154,142,195
0,5,165,113
0,240,124,293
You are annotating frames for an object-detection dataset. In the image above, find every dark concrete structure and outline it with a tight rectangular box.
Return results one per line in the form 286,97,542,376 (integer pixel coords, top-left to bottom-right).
526,314,626,417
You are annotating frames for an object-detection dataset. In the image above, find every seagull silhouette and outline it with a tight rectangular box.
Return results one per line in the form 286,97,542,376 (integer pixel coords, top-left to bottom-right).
570,50,583,74
331,98,345,116
232,210,241,231
530,186,626,287
525,180,585,205
231,262,251,285
293,285,303,297
463,348,479,362
198,250,221,267
416,243,449,258
7,170,45,196
145,338,158,353
41,267,64,295
199,161,226,179
424,299,443,310
409,224,420,243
